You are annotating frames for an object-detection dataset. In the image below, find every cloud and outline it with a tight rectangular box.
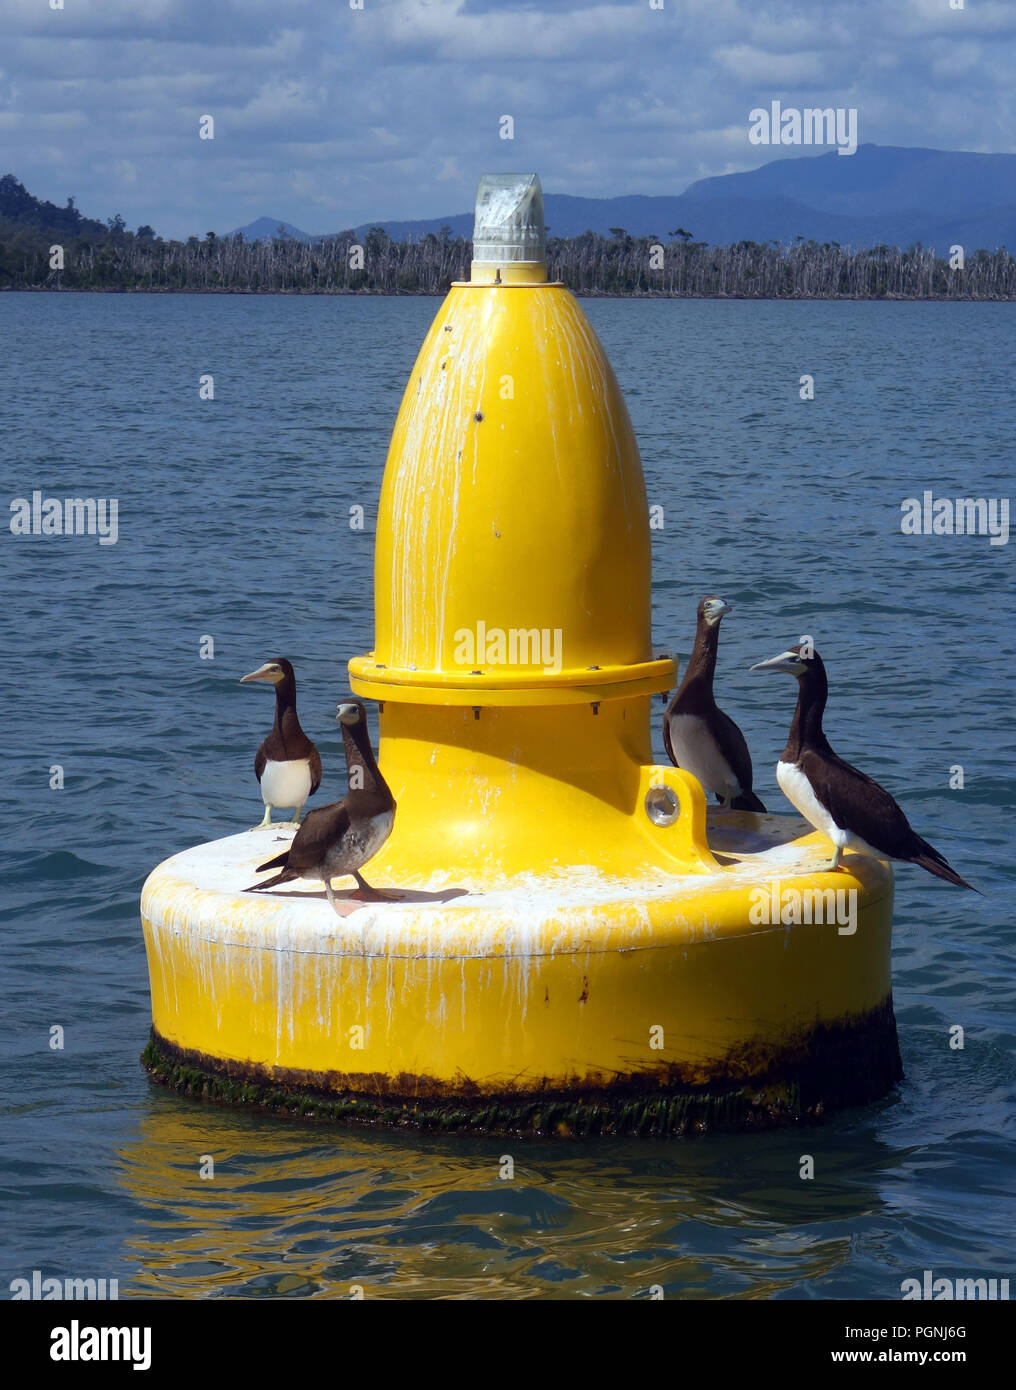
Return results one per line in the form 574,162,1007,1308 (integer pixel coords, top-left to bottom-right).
0,0,1012,239
436,156,462,182
229,77,325,134
713,46,829,86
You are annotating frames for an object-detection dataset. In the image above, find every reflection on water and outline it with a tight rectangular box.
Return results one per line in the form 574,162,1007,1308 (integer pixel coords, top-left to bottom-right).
117,1088,901,1299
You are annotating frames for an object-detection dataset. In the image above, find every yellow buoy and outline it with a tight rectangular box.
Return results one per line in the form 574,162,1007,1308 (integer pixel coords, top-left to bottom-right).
141,173,900,1136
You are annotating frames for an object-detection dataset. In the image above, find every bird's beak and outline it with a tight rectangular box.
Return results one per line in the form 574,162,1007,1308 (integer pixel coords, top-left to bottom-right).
750,650,800,674
336,702,359,724
241,664,277,684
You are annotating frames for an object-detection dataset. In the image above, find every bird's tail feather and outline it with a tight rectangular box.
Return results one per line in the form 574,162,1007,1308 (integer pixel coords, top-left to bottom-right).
731,790,767,813
912,839,981,893
246,852,296,893
246,869,296,893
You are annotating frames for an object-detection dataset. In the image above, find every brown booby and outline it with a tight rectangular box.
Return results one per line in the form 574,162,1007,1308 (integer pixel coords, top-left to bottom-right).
663,597,766,812
750,644,978,889
246,700,397,908
240,658,322,827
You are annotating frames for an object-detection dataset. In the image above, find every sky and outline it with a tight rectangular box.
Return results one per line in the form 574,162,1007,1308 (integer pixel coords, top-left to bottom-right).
1,0,1014,240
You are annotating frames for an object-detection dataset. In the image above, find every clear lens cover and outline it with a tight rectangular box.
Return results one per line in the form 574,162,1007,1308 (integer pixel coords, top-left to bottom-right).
472,173,545,263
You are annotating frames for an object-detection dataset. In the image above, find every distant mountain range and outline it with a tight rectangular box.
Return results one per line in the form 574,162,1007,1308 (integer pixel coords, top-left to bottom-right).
226,216,322,243
227,146,1016,251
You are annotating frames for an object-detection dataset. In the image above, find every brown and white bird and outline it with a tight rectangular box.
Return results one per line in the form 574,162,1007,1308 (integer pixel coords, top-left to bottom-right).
240,658,322,827
246,700,397,909
750,643,978,889
663,597,766,812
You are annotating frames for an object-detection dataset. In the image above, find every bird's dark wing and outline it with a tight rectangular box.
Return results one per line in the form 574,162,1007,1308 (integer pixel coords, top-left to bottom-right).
254,742,267,784
308,745,323,797
256,849,290,873
803,749,976,889
710,706,756,799
800,747,919,859
662,712,678,767
283,799,351,873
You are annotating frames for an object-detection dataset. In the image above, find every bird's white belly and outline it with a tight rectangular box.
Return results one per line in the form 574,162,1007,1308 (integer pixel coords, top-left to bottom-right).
776,761,883,857
776,761,843,844
261,759,312,809
669,715,738,798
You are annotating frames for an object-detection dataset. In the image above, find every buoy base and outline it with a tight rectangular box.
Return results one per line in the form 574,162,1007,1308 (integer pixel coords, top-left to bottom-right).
141,818,901,1137
142,1005,902,1138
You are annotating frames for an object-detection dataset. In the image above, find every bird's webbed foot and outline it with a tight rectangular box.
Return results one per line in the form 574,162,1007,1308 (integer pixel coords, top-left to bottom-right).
352,873,400,902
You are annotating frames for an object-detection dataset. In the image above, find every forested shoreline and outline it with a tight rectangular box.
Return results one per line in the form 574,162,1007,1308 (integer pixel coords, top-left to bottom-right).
3,174,1015,299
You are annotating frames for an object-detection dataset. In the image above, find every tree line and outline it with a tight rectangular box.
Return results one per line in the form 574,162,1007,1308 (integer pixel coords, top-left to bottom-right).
2,175,1015,299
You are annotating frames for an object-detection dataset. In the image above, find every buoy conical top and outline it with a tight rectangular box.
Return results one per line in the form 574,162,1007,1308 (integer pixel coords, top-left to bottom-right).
350,172,673,707
348,169,695,880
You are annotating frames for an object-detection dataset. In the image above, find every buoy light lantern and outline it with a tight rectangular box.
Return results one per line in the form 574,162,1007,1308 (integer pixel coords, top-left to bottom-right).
470,172,546,280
